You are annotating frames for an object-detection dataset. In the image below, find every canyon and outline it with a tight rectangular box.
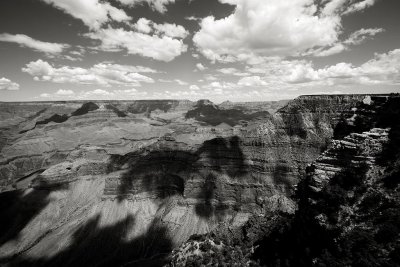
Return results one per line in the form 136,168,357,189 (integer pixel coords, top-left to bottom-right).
0,94,397,266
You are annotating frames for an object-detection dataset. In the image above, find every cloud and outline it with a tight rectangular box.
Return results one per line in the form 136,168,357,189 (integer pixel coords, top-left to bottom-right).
41,0,131,29
22,59,155,86
204,81,238,90
55,89,74,95
343,0,376,15
174,79,189,86
0,33,69,54
185,16,201,21
86,26,187,61
0,77,20,90
217,67,249,77
82,89,114,96
117,0,175,13
193,0,378,62
133,18,188,38
258,48,400,86
309,28,384,57
196,63,206,71
189,85,200,90
39,88,151,100
238,76,267,87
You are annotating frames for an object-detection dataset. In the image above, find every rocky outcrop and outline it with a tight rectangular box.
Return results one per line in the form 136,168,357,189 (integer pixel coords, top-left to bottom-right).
0,95,396,266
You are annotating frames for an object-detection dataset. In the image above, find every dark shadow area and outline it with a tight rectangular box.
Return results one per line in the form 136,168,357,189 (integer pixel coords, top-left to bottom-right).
105,104,127,117
19,114,69,134
108,136,248,219
19,102,100,134
71,102,99,117
271,164,294,193
251,93,400,266
126,100,178,114
1,214,173,267
0,185,68,246
185,101,270,126
252,161,371,267
280,113,308,139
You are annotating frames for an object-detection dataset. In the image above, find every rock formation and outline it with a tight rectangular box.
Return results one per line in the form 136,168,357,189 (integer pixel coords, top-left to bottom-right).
0,94,396,266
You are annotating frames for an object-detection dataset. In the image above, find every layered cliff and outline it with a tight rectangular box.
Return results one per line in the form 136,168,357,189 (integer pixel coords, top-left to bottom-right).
167,94,400,267
0,94,393,266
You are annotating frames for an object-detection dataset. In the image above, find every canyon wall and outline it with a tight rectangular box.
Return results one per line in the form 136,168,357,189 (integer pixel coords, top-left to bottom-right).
0,95,387,266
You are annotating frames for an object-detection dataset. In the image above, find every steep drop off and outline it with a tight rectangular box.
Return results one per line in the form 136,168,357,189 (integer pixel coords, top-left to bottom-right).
0,95,390,266
168,94,400,267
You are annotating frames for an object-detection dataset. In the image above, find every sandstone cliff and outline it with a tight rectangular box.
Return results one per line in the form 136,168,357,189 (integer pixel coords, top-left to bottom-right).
0,95,392,266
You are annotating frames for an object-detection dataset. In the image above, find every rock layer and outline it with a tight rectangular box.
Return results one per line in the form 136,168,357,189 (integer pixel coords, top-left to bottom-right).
0,95,392,266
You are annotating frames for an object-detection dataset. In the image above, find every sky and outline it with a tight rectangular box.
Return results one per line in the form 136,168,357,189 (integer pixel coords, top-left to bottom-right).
0,0,399,102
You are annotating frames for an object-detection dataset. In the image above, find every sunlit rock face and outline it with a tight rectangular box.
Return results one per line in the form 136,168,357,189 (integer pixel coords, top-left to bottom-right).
0,95,388,266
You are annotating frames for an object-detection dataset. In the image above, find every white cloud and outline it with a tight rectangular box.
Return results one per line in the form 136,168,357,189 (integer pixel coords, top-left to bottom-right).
174,79,189,86
217,67,249,77
238,76,267,87
258,48,400,86
22,59,155,86
83,89,113,96
0,77,20,90
55,89,74,95
344,28,384,45
41,0,131,29
185,16,201,21
117,0,175,13
39,88,150,100
204,81,238,90
310,27,384,57
194,0,341,61
133,18,188,38
0,33,69,54
196,63,206,71
204,74,218,81
86,26,187,61
193,0,378,62
343,0,376,15
189,85,200,90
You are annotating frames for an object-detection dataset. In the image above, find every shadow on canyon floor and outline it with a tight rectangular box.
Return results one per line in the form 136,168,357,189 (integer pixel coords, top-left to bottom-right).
108,136,250,219
0,214,173,267
0,185,68,247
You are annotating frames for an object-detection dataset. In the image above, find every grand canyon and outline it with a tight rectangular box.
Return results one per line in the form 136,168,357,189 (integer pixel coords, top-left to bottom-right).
1,94,399,266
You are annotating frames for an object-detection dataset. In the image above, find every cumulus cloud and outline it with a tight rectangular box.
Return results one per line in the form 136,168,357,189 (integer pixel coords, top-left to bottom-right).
22,59,155,86
39,88,151,100
117,0,175,13
0,77,20,90
217,68,249,77
238,76,267,87
133,18,188,38
194,0,341,61
0,33,69,54
256,48,400,86
174,79,189,86
190,85,200,90
55,89,74,95
204,81,238,90
193,0,378,62
86,26,187,61
40,0,131,29
309,28,384,57
196,63,206,71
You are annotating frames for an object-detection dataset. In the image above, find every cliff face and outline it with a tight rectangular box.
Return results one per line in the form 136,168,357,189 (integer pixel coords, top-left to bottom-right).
247,94,400,267
167,94,400,267
0,95,388,266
